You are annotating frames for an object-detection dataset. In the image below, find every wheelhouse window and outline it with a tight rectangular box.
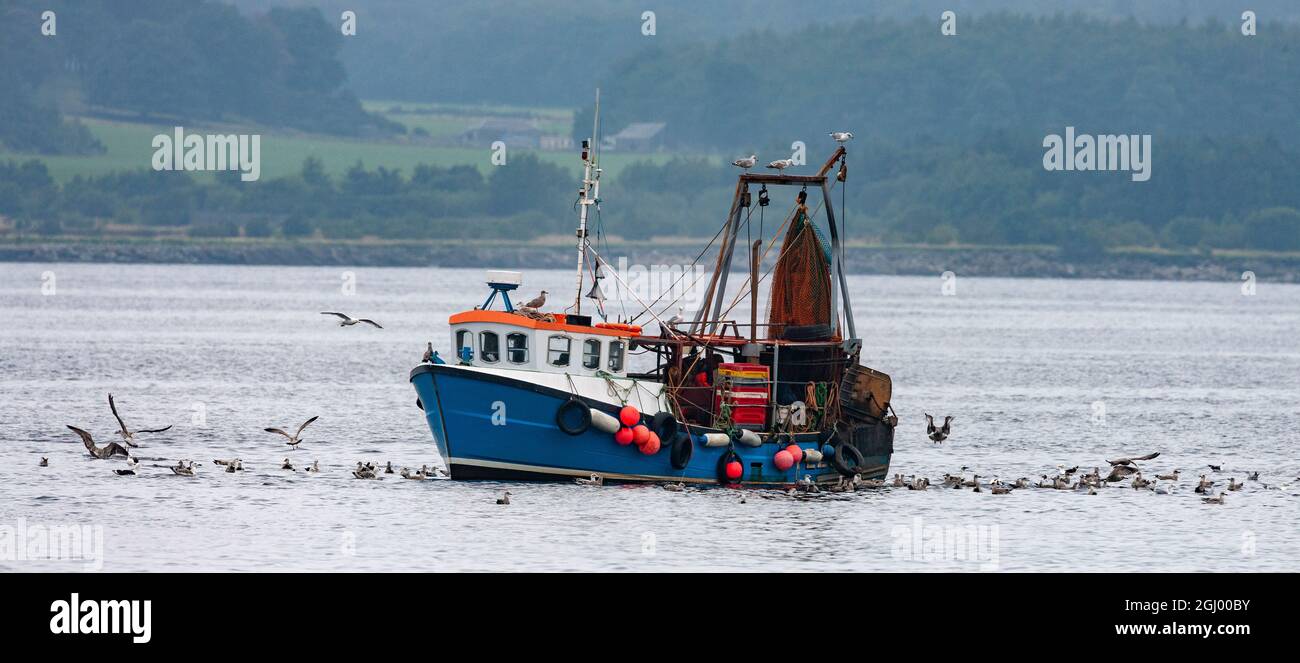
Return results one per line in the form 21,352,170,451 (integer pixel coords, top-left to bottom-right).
479,331,500,363
582,339,602,369
455,330,471,360
506,333,528,364
608,341,625,372
547,336,571,367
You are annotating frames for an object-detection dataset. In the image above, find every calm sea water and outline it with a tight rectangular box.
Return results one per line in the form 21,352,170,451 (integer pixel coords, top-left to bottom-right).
1,262,1297,572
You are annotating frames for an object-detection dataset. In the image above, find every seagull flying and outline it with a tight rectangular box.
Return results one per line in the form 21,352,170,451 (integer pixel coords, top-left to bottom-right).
108,394,172,448
829,131,854,143
732,154,757,170
766,158,795,172
264,416,319,450
67,425,130,460
1107,452,1160,467
924,413,953,443
320,312,383,328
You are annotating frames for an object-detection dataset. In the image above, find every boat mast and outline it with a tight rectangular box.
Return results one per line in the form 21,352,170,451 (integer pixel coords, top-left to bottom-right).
573,89,601,315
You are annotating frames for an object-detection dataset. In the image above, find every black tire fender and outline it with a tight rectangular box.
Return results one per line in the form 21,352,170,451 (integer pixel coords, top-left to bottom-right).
651,411,679,441
670,432,693,470
555,398,591,435
829,441,865,477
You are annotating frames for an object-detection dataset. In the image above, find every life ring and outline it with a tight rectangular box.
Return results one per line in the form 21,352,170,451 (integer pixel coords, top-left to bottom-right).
829,441,865,477
651,412,679,441
670,432,693,469
594,322,643,335
716,448,743,485
555,398,591,435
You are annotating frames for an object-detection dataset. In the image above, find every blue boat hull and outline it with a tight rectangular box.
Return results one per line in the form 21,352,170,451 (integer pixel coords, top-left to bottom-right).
410,364,892,485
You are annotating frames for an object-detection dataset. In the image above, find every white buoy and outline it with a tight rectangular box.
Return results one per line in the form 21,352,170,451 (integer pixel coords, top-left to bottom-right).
589,409,621,434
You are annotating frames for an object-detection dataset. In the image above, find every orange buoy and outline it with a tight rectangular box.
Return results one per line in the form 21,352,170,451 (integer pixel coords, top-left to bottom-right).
619,405,640,427
640,432,661,455
773,449,794,471
614,426,634,445
724,460,743,481
631,424,650,446
785,444,803,464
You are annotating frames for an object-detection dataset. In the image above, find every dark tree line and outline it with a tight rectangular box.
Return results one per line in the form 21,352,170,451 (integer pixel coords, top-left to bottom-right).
4,132,1299,252
0,0,398,156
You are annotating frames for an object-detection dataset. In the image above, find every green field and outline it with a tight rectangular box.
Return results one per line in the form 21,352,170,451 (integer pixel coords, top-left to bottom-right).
0,110,703,184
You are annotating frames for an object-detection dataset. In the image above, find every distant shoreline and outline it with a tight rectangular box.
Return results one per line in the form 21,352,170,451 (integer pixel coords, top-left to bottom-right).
1,239,1297,283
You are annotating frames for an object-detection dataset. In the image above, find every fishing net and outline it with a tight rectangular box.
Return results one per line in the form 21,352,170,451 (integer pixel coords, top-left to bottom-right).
767,204,831,338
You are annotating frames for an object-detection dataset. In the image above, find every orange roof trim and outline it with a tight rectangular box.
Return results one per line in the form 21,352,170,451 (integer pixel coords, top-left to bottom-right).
449,310,639,337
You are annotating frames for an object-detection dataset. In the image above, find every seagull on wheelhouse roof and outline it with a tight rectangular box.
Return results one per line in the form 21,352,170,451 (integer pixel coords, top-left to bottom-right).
520,291,548,310
320,311,383,328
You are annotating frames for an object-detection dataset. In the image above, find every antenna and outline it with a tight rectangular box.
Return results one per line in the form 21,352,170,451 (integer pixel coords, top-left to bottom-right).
573,89,602,315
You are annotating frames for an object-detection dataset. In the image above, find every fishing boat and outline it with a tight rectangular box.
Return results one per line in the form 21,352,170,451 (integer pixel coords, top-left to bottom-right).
410,102,897,486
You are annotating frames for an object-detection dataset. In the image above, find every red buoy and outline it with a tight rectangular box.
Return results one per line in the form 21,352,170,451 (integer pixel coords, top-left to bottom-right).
724,460,743,481
614,426,634,446
631,424,650,446
619,405,640,427
640,432,661,455
773,449,794,471
785,444,803,464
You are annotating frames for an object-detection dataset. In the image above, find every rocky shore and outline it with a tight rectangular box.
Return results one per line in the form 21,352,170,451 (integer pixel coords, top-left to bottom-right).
2,239,1297,283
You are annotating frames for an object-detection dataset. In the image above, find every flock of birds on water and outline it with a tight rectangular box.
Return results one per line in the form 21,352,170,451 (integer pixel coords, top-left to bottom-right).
33,301,1293,507
39,391,1294,508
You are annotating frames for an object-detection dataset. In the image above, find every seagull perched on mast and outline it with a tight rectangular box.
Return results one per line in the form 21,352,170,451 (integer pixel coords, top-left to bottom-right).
766,158,795,172
731,154,757,170
108,394,172,447
320,311,382,328
664,306,684,328
829,131,854,143
264,416,319,450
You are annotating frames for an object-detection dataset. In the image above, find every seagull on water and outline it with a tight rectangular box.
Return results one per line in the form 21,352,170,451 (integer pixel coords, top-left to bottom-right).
731,154,758,170
766,158,795,172
39,457,48,467
829,131,854,143
66,425,130,460
281,458,295,471
496,491,512,505
306,460,320,473
113,459,140,476
574,473,603,486
170,460,196,477
320,312,383,328
264,416,318,450
520,291,548,310
108,394,172,448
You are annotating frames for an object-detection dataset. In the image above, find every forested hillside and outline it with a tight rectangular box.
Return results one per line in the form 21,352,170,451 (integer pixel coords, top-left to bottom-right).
0,0,397,155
